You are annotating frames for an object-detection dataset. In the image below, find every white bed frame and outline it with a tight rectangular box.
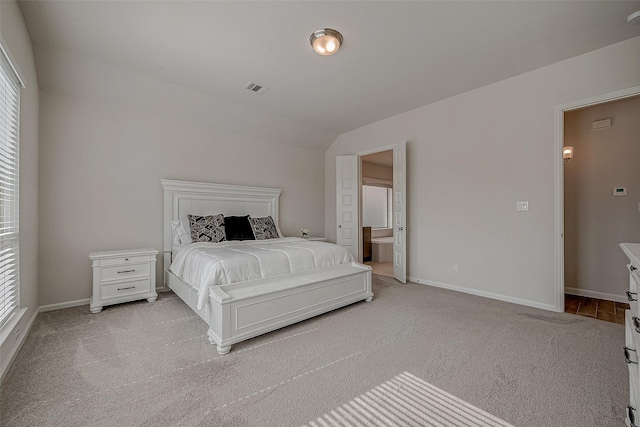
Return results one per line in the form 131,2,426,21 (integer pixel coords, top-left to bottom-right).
162,179,373,354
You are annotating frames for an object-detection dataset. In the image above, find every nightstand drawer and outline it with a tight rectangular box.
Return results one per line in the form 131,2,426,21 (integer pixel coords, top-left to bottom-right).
101,263,150,282
100,279,151,300
98,255,152,266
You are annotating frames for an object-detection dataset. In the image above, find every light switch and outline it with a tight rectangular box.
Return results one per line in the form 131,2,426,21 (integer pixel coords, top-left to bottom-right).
517,201,529,211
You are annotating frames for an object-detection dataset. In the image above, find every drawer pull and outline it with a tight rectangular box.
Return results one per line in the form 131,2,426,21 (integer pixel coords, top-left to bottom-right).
632,265,638,272
117,269,136,274
624,346,638,364
633,316,640,333
627,291,638,302
628,405,638,427
117,286,135,291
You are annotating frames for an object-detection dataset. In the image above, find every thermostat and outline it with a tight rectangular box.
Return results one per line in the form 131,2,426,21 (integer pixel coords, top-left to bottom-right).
613,188,627,196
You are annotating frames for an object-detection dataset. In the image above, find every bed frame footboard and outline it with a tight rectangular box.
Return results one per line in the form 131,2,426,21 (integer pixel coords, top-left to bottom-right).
167,263,372,354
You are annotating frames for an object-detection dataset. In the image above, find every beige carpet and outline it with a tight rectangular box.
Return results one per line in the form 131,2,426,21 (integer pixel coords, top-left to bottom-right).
0,275,627,426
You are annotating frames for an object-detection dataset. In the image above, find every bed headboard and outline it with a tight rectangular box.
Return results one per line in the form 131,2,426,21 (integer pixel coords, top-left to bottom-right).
161,179,282,281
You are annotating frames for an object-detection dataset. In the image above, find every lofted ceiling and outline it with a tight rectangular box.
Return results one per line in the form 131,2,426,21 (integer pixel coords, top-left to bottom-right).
19,1,640,151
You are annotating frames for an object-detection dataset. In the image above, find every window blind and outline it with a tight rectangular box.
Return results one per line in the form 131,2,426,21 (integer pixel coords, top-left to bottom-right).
0,47,20,329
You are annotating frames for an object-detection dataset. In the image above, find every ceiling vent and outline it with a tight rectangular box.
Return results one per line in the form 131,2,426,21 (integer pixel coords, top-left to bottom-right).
244,82,270,95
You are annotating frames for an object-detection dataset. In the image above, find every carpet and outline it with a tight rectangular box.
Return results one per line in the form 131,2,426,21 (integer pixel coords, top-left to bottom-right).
0,275,627,426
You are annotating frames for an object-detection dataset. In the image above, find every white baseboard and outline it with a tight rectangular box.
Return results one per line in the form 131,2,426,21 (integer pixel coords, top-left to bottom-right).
39,298,90,313
408,276,560,312
0,308,38,385
565,287,627,304
39,289,172,314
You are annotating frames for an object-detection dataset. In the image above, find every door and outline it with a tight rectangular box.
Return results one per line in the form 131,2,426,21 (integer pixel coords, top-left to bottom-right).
336,155,359,260
393,141,407,283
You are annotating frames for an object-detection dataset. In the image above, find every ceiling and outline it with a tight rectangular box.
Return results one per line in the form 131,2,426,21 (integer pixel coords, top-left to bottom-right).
19,1,640,151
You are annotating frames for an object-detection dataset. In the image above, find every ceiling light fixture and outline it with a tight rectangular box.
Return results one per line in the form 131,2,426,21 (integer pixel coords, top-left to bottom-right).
310,28,343,56
628,10,640,24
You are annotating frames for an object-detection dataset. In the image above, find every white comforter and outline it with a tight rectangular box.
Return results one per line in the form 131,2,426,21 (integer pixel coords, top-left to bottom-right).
169,237,355,309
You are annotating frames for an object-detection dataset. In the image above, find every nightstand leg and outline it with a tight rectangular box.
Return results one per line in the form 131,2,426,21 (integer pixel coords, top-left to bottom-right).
90,306,103,314
147,296,157,303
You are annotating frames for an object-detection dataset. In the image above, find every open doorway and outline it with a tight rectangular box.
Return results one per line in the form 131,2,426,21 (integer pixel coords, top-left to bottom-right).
361,150,394,278
562,94,640,323
336,141,406,282
555,85,640,316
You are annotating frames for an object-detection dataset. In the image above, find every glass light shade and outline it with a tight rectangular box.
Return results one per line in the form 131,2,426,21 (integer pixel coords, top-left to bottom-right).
310,29,343,56
563,146,573,161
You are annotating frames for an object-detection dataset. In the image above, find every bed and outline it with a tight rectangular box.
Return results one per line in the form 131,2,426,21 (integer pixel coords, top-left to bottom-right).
162,179,373,354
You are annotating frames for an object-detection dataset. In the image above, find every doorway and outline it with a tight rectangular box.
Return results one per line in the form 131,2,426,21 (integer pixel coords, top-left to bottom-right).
555,85,640,313
562,95,640,323
361,150,394,278
336,141,407,283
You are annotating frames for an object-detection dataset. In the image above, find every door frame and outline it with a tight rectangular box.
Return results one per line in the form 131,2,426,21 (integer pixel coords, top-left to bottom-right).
554,85,640,312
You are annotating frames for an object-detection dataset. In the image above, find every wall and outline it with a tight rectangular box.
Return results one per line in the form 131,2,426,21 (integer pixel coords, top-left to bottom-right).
37,48,325,307
0,0,39,381
564,96,640,300
362,160,392,182
325,36,640,310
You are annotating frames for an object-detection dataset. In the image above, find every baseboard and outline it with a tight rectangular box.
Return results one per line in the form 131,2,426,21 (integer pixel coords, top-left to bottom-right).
565,287,627,304
39,298,90,313
407,276,559,312
0,308,38,385
39,289,173,313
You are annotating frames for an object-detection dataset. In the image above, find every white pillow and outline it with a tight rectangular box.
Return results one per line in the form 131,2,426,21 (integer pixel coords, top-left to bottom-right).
171,219,192,246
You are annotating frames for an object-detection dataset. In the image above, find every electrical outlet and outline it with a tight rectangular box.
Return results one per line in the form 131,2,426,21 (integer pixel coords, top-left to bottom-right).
516,201,529,211
453,263,459,272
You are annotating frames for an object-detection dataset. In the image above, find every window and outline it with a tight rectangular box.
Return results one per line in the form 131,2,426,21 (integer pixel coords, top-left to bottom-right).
0,47,20,329
362,185,392,228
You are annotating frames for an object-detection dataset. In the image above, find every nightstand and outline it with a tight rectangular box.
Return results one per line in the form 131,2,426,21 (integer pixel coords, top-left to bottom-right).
89,248,159,313
306,237,327,242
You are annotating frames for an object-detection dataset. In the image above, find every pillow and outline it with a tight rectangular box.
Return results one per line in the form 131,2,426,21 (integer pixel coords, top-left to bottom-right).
224,215,255,241
249,216,280,240
187,214,226,243
171,219,192,246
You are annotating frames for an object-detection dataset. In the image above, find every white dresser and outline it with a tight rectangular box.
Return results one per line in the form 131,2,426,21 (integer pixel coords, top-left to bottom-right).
621,243,640,426
89,248,159,313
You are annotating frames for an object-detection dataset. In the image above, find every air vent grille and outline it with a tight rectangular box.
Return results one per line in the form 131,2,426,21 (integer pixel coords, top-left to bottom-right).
244,82,270,94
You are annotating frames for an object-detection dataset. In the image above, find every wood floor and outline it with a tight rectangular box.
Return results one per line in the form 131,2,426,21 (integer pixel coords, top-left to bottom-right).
565,294,628,324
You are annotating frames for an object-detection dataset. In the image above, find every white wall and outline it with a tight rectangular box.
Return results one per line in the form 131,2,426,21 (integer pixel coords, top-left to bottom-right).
325,36,640,310
0,0,39,380
564,96,640,300
37,48,325,307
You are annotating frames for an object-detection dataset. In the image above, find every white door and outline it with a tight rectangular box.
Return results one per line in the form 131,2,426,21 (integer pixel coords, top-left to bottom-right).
336,155,359,260
393,141,407,283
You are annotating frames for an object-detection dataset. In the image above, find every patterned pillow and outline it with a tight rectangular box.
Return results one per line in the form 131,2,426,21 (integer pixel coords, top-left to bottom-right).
249,216,280,240
187,214,226,243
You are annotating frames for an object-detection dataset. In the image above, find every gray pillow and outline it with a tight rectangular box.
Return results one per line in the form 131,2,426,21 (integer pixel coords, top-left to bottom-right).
249,216,280,240
187,214,226,243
